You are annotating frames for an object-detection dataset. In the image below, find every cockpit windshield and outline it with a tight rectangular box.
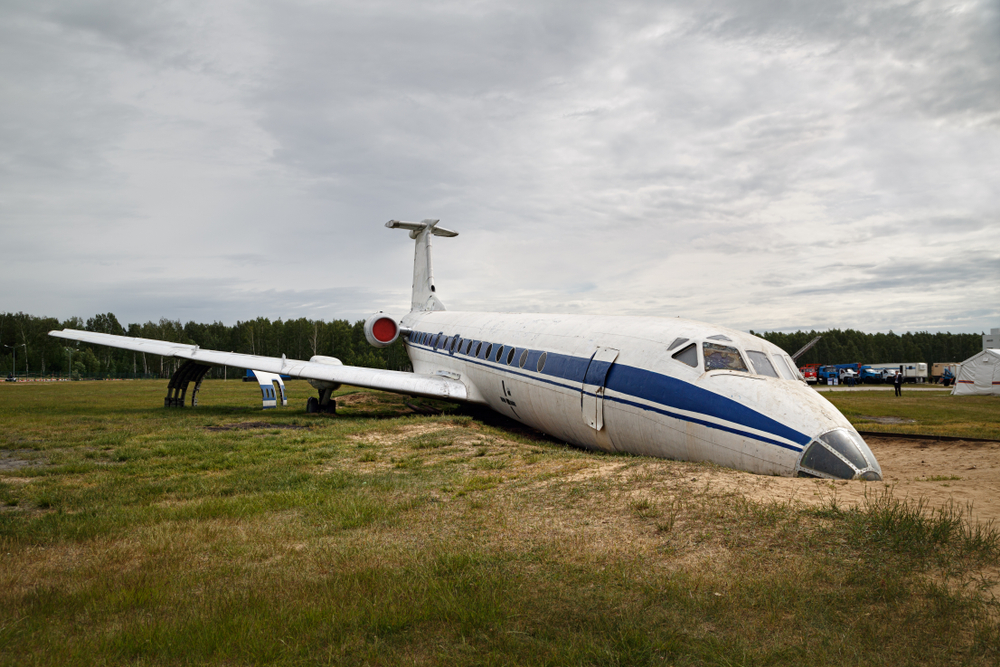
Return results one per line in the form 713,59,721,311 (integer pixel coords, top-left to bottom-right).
703,342,749,372
745,350,779,378
772,355,798,380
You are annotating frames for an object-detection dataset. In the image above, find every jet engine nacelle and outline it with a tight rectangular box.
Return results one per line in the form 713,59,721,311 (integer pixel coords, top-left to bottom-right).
364,312,400,348
307,355,343,392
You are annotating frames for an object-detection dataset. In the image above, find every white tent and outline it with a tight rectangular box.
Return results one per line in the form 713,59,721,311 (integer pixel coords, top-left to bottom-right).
952,349,1000,396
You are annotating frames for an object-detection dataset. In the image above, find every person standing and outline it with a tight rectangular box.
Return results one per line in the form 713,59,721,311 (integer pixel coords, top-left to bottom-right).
893,369,903,397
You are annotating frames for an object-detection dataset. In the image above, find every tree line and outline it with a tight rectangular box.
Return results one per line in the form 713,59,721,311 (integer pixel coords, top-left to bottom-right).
0,311,987,379
0,312,411,379
751,329,984,368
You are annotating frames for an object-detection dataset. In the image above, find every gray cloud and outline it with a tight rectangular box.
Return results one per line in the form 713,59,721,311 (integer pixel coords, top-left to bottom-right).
0,0,997,335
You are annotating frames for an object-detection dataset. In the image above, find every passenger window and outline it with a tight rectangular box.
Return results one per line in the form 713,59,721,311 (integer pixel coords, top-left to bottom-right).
536,352,547,372
475,342,483,357
484,343,493,359
519,350,528,368
703,342,748,372
506,348,516,365
746,351,779,378
451,337,459,352
464,340,473,355
495,345,504,362
672,343,698,368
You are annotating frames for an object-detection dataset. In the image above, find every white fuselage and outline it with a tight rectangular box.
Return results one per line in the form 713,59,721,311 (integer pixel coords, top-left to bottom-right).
400,310,881,479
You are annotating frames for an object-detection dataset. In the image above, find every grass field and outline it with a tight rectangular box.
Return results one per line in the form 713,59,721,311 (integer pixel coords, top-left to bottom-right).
2,379,999,666
823,389,1000,440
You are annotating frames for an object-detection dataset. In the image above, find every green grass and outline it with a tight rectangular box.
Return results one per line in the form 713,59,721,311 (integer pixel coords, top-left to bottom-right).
824,390,1000,440
1,379,999,665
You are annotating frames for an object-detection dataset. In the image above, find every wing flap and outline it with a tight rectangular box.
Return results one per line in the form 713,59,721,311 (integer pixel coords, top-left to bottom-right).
49,329,468,401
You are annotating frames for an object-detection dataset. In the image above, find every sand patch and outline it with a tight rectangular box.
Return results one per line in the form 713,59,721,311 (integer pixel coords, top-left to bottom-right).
636,436,1000,525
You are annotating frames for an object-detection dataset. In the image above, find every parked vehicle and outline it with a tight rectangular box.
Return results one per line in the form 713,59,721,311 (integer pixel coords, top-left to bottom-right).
931,363,959,384
864,362,928,383
816,363,862,385
859,366,884,384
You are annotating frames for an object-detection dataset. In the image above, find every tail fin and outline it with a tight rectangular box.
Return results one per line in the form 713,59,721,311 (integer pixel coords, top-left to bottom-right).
385,219,458,312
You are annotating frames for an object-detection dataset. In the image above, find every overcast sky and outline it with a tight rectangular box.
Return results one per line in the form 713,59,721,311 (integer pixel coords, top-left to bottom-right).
2,0,998,334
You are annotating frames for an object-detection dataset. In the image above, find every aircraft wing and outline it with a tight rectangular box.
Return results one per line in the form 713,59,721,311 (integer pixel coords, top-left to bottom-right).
48,329,468,401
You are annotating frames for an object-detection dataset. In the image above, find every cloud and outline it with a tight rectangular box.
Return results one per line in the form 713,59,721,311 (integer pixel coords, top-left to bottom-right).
0,0,997,335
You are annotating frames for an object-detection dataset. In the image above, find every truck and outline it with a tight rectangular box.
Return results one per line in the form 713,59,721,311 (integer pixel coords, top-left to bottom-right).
798,363,820,384
816,363,862,385
930,363,959,384
864,362,928,383
859,366,884,383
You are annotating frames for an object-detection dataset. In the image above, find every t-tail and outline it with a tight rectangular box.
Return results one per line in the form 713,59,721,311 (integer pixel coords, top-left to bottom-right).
385,219,458,312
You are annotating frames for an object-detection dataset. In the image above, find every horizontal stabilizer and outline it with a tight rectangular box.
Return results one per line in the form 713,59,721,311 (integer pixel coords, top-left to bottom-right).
386,219,458,239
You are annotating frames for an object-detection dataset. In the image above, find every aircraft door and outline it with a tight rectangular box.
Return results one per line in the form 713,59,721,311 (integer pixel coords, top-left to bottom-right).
581,347,619,430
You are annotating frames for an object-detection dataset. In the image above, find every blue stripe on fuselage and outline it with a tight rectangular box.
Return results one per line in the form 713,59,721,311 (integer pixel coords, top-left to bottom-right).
405,335,809,449
604,364,811,447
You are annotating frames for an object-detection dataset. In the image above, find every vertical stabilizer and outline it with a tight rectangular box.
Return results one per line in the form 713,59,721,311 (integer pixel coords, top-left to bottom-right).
385,219,458,312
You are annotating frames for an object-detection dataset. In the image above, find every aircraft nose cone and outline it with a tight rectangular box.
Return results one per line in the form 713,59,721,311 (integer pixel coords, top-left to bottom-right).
797,428,882,481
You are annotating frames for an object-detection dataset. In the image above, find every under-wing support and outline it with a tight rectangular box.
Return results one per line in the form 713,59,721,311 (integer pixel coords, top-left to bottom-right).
306,387,337,414
250,370,287,409
165,360,212,407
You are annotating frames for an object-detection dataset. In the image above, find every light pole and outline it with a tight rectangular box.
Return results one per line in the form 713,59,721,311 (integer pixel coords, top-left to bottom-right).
65,347,74,380
4,344,23,380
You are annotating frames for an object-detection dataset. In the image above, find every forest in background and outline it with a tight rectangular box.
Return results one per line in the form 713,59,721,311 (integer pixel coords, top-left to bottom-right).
0,311,988,379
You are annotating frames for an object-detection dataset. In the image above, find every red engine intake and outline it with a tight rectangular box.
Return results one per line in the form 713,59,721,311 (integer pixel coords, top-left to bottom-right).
364,312,400,348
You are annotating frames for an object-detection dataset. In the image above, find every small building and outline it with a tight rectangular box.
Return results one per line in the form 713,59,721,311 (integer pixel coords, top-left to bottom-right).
952,349,1000,396
985,328,1000,351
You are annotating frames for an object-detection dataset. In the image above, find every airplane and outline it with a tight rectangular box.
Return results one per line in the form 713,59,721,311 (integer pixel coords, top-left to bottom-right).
49,219,882,482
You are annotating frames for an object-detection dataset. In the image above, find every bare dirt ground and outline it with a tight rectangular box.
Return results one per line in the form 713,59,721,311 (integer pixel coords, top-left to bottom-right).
692,436,1000,524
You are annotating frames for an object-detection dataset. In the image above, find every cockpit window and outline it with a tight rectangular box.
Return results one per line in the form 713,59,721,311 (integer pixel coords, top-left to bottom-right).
667,337,689,351
703,343,749,372
672,343,698,368
820,429,870,470
785,356,806,381
800,441,855,480
746,350,779,378
773,355,797,380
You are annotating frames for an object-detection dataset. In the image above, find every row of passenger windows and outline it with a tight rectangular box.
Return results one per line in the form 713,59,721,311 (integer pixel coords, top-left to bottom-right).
670,338,800,380
409,329,797,381
408,330,548,373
